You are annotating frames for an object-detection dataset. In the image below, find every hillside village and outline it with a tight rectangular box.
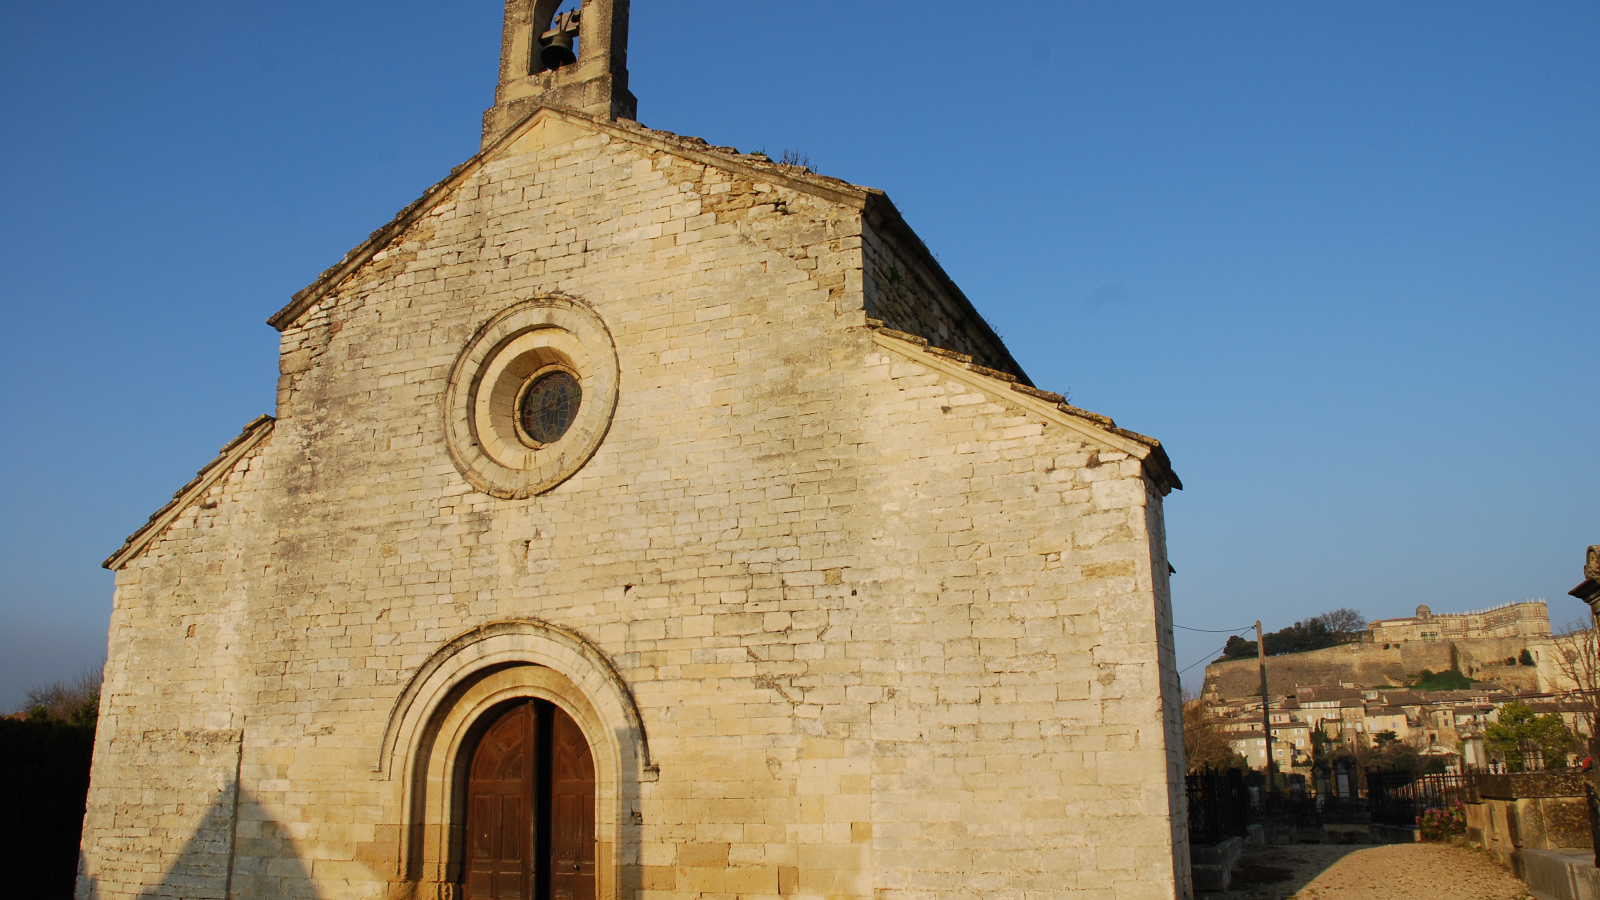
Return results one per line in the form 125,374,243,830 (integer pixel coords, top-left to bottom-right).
1196,600,1598,779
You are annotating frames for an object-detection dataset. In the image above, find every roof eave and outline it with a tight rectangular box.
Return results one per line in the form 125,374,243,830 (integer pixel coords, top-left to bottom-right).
868,326,1181,494
104,416,276,571
862,194,1032,387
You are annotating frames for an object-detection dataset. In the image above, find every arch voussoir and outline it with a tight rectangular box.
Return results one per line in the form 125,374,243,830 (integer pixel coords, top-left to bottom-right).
378,617,655,784
383,618,653,894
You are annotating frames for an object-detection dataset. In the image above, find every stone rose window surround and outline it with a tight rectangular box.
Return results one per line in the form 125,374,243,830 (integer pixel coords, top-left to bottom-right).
445,296,619,498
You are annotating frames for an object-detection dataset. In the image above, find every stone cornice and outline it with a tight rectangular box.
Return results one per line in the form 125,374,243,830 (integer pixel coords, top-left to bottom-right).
1572,546,1600,608
1572,579,1600,606
103,416,276,571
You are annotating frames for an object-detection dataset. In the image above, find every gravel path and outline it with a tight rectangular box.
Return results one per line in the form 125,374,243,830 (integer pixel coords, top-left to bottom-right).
1210,842,1533,900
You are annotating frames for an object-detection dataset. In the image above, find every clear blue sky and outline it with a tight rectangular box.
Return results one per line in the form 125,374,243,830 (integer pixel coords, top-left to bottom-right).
2,1,1595,709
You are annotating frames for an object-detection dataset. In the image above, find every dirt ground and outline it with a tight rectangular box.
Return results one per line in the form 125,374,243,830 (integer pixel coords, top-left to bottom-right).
1209,841,1533,900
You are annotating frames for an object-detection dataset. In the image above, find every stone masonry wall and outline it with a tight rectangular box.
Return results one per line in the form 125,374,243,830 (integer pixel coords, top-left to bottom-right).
81,111,1185,900
1202,637,1561,701
1141,478,1190,897
860,215,1018,379
80,445,265,899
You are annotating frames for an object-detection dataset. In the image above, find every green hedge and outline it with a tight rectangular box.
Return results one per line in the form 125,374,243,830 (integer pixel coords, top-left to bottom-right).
0,716,96,899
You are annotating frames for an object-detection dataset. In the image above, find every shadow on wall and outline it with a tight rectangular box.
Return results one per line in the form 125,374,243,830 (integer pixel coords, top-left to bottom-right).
77,786,312,900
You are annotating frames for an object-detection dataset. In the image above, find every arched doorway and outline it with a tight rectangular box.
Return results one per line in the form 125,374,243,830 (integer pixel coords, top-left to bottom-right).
464,699,596,900
382,622,656,895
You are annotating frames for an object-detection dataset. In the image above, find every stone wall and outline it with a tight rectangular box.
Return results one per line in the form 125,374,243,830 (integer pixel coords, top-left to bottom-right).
1202,636,1561,700
80,109,1186,900
1370,600,1552,643
80,436,265,900
79,728,245,900
860,207,1020,379
1468,772,1595,875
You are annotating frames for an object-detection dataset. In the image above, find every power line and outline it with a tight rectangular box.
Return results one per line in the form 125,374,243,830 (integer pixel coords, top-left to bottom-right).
1175,624,1258,678
1177,642,1234,677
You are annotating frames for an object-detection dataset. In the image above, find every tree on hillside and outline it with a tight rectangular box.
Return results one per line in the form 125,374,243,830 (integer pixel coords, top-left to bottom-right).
1411,669,1472,691
1487,701,1580,771
1219,609,1366,660
1220,634,1254,659
1329,732,1447,776
1318,608,1367,636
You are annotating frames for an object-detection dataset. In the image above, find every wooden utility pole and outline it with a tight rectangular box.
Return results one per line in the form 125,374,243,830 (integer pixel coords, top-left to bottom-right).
1258,620,1274,798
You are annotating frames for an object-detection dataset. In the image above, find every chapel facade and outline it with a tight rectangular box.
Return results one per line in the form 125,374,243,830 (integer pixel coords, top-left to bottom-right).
78,3,1190,898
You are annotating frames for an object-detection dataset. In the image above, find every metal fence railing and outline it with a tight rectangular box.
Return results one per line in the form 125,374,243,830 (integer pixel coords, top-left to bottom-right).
1365,769,1479,826
1189,765,1518,838
1365,769,1417,826
1418,771,1480,806
1186,767,1250,845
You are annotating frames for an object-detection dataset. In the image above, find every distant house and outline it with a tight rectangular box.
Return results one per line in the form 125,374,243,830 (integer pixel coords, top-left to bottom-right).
1228,724,1311,771
1363,707,1410,741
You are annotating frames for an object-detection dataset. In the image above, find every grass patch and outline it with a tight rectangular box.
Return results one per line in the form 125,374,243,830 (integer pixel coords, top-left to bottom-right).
1411,668,1473,690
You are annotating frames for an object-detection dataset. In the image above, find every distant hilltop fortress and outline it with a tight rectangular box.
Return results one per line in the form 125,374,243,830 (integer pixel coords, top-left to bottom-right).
1203,599,1561,701
1367,600,1551,644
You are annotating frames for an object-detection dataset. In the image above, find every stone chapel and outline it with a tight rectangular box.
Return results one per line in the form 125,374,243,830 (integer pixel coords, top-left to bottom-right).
78,2,1191,898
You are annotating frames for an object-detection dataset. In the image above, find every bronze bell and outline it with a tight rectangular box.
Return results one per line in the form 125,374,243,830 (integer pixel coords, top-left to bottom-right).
540,31,577,70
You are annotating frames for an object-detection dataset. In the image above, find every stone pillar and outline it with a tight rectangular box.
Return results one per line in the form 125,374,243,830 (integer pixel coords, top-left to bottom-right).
1569,544,1600,863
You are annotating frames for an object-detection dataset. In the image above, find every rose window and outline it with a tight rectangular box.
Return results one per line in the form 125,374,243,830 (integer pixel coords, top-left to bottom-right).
518,370,582,445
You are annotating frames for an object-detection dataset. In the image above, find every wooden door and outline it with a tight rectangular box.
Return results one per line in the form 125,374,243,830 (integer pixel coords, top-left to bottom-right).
464,703,535,900
462,701,595,900
547,707,596,900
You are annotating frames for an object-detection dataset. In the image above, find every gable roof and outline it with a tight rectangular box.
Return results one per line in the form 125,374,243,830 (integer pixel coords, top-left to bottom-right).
1377,690,1425,706
1295,686,1363,703
103,415,275,571
267,105,1025,382
869,325,1180,494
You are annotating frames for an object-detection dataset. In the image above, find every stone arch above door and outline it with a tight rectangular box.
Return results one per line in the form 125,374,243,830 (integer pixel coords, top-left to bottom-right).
377,618,656,784
379,618,654,895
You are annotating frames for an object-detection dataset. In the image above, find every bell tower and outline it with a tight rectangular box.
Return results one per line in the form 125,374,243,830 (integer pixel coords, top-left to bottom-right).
483,0,637,148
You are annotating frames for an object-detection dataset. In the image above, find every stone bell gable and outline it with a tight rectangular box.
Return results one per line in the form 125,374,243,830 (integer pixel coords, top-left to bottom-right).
79,4,1189,899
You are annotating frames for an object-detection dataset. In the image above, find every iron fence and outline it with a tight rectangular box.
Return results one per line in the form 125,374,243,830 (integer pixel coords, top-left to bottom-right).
1186,767,1250,845
1365,769,1415,826
1190,766,1495,837
1366,769,1478,826
1269,791,1367,817
1311,791,1368,817
1416,771,1480,807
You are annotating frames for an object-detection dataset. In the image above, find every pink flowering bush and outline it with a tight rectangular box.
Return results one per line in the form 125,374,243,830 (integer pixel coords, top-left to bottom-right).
1418,802,1467,840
